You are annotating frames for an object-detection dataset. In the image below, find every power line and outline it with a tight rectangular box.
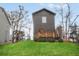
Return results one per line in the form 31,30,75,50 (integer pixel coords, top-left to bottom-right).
70,15,79,26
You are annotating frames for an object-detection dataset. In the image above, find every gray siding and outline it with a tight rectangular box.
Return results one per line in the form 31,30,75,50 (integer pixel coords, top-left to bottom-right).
33,9,55,38
0,8,10,44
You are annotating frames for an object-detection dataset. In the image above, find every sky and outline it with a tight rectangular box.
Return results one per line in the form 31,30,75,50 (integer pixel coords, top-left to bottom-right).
0,3,79,25
0,3,79,39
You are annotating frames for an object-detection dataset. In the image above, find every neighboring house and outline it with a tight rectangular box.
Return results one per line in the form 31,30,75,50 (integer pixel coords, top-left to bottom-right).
32,8,56,40
0,7,11,44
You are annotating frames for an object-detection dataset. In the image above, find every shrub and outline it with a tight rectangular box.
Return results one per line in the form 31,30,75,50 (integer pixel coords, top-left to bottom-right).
58,39,63,42
48,38,55,42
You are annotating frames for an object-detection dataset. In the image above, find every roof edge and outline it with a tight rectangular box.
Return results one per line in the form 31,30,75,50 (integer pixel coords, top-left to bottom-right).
0,7,11,25
32,8,56,15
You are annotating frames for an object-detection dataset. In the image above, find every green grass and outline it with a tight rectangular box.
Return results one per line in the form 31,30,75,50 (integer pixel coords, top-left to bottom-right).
0,40,79,56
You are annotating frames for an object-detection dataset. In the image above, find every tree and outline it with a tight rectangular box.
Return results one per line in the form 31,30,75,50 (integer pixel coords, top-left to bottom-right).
54,3,73,40
65,4,79,41
54,3,79,41
8,5,28,43
65,3,72,40
54,3,65,39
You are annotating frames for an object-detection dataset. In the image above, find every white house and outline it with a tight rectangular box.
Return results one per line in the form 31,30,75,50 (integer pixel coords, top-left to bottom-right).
0,7,12,44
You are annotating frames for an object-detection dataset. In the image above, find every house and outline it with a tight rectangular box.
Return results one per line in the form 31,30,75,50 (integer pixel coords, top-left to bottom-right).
32,8,56,41
0,7,11,44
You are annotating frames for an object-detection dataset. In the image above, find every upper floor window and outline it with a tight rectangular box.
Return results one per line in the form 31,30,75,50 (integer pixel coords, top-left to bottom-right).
42,16,47,23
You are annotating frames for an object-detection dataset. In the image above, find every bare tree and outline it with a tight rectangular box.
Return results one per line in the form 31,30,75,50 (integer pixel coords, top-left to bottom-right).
54,3,65,39
54,3,79,41
54,3,73,40
65,3,71,40
8,5,28,43
65,3,79,40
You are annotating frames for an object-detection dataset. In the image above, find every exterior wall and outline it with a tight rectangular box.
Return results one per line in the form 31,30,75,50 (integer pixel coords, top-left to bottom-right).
33,10,55,39
0,8,10,44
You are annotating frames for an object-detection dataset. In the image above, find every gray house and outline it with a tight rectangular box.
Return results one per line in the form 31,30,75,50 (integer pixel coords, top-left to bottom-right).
0,7,11,44
32,8,56,41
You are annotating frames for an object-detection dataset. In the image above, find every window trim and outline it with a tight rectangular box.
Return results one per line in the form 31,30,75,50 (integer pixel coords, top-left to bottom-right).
42,16,47,23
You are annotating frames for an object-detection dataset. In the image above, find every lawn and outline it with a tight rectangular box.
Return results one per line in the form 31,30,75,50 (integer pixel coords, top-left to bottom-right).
0,40,79,56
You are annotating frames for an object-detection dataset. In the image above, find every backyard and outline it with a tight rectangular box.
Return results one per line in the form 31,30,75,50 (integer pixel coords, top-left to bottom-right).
0,40,79,56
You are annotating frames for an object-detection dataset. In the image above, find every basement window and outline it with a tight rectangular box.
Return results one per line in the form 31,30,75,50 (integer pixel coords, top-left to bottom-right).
42,16,47,23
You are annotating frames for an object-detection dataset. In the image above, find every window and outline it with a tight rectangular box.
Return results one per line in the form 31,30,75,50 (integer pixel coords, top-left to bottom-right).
42,16,47,23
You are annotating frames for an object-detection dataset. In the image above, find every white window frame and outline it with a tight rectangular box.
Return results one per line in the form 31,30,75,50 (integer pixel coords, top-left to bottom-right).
42,16,47,23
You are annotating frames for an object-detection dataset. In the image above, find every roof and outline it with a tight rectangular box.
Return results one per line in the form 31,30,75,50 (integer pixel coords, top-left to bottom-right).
32,8,56,15
0,7,11,25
